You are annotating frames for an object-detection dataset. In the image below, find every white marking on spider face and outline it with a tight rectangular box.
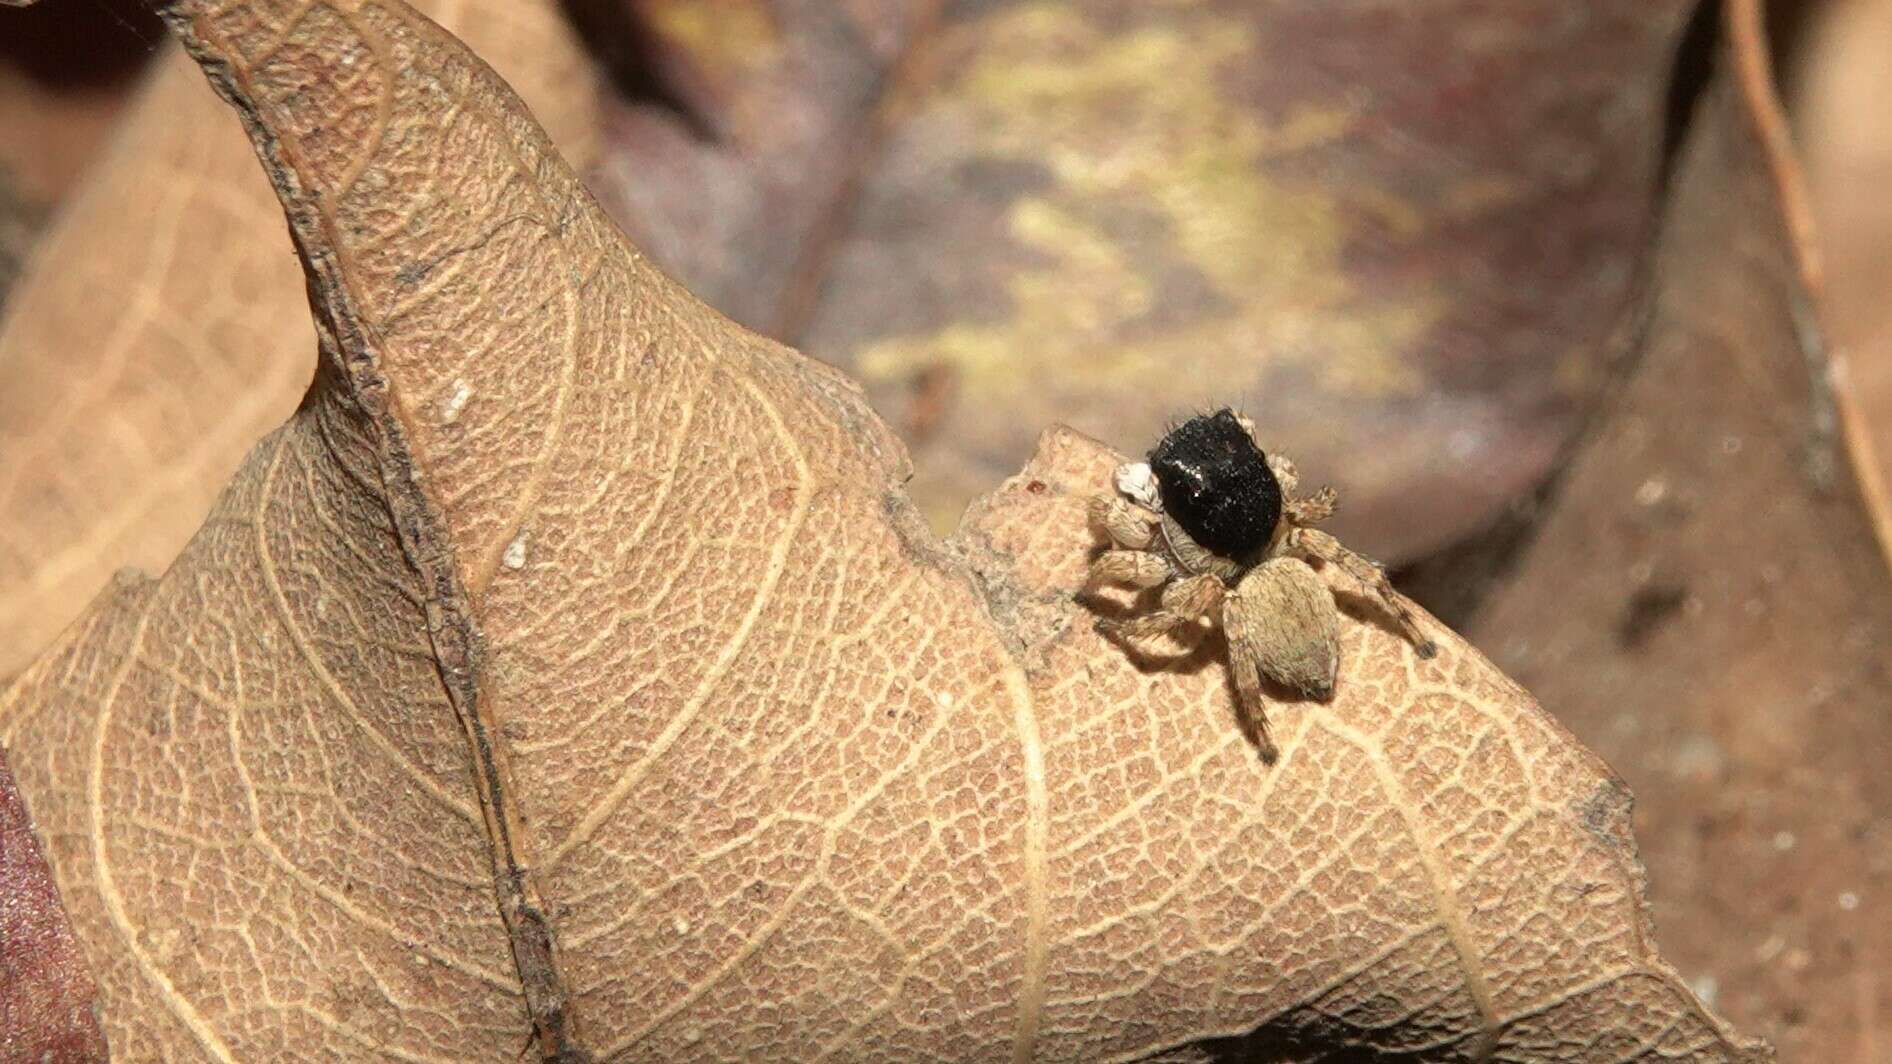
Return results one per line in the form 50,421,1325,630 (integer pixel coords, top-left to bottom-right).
441,379,473,423
502,533,528,571
1115,461,1160,510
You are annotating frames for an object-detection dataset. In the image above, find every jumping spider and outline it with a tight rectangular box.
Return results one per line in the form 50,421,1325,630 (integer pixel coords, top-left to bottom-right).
1087,408,1437,760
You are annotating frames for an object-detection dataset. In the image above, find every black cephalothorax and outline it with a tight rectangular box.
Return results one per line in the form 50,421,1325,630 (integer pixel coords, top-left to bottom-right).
1148,409,1282,566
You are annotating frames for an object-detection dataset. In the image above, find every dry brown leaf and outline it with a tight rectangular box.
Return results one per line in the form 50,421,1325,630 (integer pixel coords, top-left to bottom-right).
0,0,599,680
1468,3,1892,1058
0,0,1767,1059
1,744,107,1062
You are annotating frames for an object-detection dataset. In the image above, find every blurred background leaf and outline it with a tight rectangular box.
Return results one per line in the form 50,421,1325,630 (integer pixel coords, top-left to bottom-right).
587,0,1692,559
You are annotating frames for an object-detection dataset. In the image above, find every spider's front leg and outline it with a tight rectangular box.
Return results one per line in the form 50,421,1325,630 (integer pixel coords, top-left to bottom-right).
1100,573,1224,650
1264,451,1299,495
1088,549,1170,590
1286,485,1338,525
1261,447,1338,525
1087,490,1172,593
1087,492,1158,550
1287,527,1438,658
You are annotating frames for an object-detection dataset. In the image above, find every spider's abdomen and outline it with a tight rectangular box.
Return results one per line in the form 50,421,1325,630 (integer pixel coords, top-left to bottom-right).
1149,409,1282,566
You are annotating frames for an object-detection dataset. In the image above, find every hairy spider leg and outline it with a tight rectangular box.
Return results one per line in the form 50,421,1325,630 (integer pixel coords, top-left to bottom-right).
1088,493,1158,551
1264,452,1299,495
1089,549,1170,589
1225,651,1278,763
1286,485,1338,525
1101,572,1224,647
1288,527,1438,658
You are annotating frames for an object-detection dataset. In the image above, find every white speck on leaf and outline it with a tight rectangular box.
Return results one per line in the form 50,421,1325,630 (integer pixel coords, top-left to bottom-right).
502,533,528,571
441,379,472,423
